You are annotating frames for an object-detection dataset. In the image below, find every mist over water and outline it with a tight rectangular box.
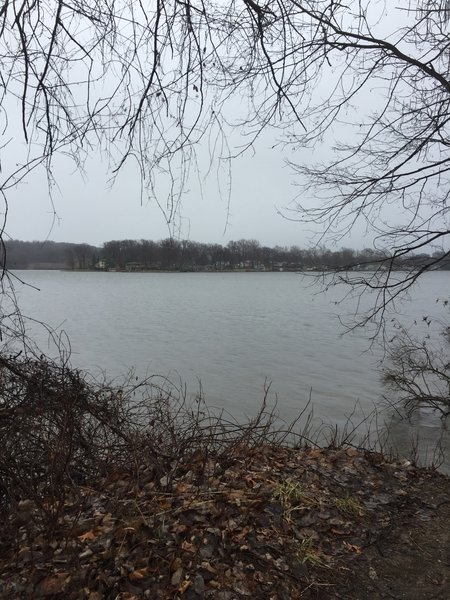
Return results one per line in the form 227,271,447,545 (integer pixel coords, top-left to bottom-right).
12,270,450,471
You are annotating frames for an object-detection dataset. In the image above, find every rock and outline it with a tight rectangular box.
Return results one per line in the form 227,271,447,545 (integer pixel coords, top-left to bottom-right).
171,567,183,586
160,475,170,487
193,574,205,595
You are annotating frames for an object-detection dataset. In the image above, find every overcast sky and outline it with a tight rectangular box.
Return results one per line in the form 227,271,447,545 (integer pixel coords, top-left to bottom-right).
1,1,410,251
0,151,316,249
4,143,305,247
5,122,377,250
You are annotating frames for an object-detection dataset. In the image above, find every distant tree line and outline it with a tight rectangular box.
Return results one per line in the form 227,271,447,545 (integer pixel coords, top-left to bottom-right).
3,238,450,272
3,240,101,270
102,238,357,271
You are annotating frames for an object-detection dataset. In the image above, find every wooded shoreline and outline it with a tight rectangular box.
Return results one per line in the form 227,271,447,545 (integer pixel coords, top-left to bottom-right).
4,239,450,273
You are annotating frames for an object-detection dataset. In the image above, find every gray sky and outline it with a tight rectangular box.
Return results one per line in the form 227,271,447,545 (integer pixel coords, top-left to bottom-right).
3,141,331,248
5,124,373,249
1,1,414,251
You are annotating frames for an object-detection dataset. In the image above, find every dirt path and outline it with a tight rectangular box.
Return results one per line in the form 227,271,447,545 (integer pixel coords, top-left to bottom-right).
336,479,450,599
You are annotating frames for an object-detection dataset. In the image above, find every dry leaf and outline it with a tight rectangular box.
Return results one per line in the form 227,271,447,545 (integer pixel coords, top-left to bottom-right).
129,567,151,580
343,541,362,554
235,526,250,541
102,512,114,525
37,573,70,595
171,557,182,573
346,448,360,457
244,475,257,487
172,523,188,534
179,579,191,593
181,540,195,552
200,561,216,574
78,530,96,542
308,449,324,459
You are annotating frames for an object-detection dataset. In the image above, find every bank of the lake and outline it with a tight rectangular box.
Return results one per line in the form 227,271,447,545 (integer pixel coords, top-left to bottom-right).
1,445,449,600
0,348,448,598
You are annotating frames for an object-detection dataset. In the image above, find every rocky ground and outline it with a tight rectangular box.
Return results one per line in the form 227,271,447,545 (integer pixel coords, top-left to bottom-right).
0,445,448,599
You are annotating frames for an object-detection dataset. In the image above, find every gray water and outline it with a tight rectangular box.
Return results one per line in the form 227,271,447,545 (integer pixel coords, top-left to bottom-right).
9,270,450,470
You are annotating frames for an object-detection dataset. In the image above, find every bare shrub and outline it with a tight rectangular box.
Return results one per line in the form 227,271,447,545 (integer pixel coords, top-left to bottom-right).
382,323,450,418
0,354,129,526
0,353,310,532
3,341,443,543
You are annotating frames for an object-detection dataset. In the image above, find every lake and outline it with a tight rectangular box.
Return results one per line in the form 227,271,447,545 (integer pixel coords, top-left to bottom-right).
9,270,450,471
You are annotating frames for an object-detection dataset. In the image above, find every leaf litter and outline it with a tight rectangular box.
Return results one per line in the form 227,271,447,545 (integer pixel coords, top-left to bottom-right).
1,446,449,599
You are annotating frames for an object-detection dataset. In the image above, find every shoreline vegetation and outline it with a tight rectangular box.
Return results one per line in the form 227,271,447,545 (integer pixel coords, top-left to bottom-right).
3,238,450,274
0,354,449,599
